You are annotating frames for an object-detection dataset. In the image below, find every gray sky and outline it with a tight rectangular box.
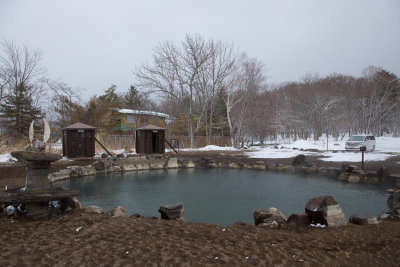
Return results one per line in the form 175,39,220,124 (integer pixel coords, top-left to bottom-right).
1,0,399,100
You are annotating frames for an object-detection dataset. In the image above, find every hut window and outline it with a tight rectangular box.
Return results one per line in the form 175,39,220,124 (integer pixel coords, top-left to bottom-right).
140,118,148,124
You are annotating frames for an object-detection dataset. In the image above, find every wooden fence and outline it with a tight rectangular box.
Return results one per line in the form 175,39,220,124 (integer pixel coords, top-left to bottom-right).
97,134,232,150
98,135,135,150
166,136,232,149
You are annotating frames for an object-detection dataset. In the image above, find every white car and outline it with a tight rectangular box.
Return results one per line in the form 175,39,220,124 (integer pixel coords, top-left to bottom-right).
345,135,376,152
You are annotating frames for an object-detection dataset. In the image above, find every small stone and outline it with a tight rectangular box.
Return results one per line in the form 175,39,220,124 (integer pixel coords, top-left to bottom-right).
349,214,380,225
84,205,104,214
253,207,287,228
108,206,129,218
158,203,186,221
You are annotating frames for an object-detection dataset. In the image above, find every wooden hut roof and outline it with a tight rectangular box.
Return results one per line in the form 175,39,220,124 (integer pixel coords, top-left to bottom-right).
136,124,167,131
64,122,96,130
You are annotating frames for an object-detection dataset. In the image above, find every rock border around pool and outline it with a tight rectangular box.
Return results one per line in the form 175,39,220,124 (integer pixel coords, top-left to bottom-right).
48,155,195,182
49,154,394,186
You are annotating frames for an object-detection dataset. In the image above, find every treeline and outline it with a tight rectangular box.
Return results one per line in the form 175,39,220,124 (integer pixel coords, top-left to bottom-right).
135,35,400,147
1,37,399,148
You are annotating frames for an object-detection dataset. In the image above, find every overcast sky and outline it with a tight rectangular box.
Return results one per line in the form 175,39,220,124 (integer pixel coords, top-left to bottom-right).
1,0,399,100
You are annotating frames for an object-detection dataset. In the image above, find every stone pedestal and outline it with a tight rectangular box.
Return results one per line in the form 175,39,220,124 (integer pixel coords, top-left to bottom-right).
0,151,79,218
11,151,62,191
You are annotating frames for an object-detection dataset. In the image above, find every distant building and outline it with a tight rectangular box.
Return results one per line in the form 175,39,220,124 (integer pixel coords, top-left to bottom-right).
110,109,171,133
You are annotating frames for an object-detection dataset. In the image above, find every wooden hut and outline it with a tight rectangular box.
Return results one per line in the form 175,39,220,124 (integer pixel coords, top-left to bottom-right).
62,122,96,158
135,124,166,154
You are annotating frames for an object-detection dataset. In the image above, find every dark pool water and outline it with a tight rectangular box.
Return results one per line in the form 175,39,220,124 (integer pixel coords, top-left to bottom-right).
57,168,389,225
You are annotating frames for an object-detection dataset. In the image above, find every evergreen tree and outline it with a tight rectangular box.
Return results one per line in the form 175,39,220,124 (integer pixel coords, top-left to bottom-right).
0,82,42,137
124,85,142,109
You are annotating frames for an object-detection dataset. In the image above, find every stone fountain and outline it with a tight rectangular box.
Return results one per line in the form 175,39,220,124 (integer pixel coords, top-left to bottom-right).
0,120,79,218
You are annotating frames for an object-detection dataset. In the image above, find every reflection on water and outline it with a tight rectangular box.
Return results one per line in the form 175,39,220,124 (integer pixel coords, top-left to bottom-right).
57,168,388,225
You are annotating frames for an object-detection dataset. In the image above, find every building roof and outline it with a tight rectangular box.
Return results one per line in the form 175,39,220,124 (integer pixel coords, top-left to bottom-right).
136,124,167,131
114,109,170,119
64,122,96,130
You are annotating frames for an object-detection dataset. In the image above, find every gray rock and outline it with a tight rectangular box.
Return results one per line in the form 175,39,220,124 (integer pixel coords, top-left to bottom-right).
253,207,287,228
305,195,347,227
84,205,104,214
338,172,350,181
121,164,138,172
149,162,164,169
80,166,96,176
91,160,107,171
349,214,380,225
166,158,178,169
158,203,186,222
348,174,361,183
252,161,266,170
108,206,129,218
229,162,242,169
68,166,96,177
112,166,122,172
48,169,72,182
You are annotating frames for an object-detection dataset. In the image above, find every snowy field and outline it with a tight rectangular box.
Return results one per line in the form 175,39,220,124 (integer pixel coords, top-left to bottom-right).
246,136,400,162
0,136,399,163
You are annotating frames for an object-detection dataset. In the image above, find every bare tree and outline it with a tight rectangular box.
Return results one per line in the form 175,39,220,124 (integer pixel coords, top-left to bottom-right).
194,39,238,144
226,54,267,147
0,40,49,138
135,34,223,147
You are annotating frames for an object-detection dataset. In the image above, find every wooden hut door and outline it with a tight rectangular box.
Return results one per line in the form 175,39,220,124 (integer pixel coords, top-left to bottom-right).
76,130,86,157
152,132,158,153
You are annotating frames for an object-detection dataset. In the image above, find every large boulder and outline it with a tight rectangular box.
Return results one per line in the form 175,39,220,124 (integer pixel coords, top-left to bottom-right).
287,213,311,228
253,207,287,228
158,203,186,222
305,196,347,227
108,206,129,218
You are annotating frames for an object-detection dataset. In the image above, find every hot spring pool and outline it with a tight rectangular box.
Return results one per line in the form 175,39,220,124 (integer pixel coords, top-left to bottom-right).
57,168,389,225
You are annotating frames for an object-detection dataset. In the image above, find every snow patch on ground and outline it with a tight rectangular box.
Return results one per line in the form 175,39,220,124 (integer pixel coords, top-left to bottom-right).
246,136,400,162
180,145,238,152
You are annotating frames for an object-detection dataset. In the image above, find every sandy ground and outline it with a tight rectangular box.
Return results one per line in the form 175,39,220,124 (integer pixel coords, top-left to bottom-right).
1,152,400,266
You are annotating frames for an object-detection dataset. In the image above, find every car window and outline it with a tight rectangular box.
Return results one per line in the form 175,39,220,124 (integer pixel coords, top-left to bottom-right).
369,136,375,140
348,136,365,141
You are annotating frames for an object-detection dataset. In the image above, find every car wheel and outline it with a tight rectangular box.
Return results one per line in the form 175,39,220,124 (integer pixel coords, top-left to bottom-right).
372,145,375,151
